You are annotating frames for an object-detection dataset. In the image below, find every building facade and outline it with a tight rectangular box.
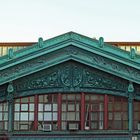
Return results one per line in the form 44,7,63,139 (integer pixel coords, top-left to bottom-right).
0,32,140,140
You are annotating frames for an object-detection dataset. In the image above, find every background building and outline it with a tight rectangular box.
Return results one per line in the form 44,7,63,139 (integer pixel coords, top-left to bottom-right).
0,32,140,140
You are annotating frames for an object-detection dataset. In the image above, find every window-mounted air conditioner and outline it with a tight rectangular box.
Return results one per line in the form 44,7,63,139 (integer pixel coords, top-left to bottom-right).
69,123,79,131
43,124,52,131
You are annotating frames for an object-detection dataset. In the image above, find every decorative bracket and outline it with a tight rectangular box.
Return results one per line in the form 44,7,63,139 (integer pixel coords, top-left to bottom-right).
7,81,14,103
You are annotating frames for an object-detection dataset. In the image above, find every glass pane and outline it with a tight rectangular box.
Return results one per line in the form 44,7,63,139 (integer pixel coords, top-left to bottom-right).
114,112,121,120
114,120,121,129
85,95,90,101
67,112,75,120
21,112,28,120
68,104,75,111
67,95,75,100
15,104,20,111
134,112,139,120
61,122,67,130
53,113,57,120
123,103,128,111
108,103,113,111
14,122,19,130
123,112,128,120
30,96,34,102
114,102,121,110
62,104,66,111
4,122,8,130
76,104,80,111
91,95,98,101
91,122,98,129
108,112,113,120
53,95,58,102
99,103,104,111
29,113,34,120
62,113,66,120
0,113,2,120
38,113,43,121
3,104,8,111
91,112,98,120
76,112,80,120
0,105,2,111
4,113,8,120
62,95,67,100
39,95,44,102
76,95,81,100
20,124,28,130
44,95,49,103
30,104,34,111
15,99,20,103
45,104,51,111
21,104,28,111
123,120,128,129
53,104,57,111
44,112,52,121
91,104,98,111
38,104,43,111
21,97,28,103
14,113,20,120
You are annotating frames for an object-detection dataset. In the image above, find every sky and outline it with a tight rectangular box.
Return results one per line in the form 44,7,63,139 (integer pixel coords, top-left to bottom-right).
0,0,140,42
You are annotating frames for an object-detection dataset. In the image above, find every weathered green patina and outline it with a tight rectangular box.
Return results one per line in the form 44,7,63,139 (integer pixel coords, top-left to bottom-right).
0,32,140,139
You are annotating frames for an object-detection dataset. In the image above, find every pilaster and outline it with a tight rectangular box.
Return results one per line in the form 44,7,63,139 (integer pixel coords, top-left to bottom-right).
128,81,134,132
7,82,14,132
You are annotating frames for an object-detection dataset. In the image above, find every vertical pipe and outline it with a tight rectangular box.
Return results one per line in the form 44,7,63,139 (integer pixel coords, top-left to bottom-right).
8,101,14,132
34,95,38,131
81,92,85,130
58,93,61,130
128,98,133,132
104,94,108,129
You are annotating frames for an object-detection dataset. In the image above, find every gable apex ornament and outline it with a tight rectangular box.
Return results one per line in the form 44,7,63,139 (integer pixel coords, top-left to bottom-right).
99,37,104,48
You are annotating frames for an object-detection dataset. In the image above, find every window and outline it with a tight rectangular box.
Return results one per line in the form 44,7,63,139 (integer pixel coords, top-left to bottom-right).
85,94,104,130
133,100,140,130
0,102,8,131
108,96,128,130
61,94,81,130
38,94,58,131
14,96,34,131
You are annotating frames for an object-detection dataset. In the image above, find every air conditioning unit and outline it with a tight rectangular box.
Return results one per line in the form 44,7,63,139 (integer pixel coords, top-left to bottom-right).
69,123,79,131
43,124,52,131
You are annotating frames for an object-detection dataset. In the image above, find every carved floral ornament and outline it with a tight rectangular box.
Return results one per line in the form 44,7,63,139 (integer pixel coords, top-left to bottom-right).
15,62,127,92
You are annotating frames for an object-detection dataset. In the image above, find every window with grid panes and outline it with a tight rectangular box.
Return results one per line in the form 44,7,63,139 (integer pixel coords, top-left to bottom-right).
38,94,58,131
0,102,8,131
14,96,34,131
85,94,104,130
61,94,81,130
108,96,128,130
133,100,140,130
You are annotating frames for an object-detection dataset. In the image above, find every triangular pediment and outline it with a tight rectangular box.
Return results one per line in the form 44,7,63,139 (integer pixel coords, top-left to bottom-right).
0,32,140,85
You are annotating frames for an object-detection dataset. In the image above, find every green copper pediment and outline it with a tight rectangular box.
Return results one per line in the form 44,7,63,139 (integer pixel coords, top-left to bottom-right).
0,32,140,85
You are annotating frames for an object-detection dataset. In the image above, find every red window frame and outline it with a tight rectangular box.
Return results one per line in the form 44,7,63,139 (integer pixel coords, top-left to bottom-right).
108,96,128,130
38,94,58,131
0,101,8,131
61,94,81,130
133,100,140,130
14,96,35,131
84,93,104,130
